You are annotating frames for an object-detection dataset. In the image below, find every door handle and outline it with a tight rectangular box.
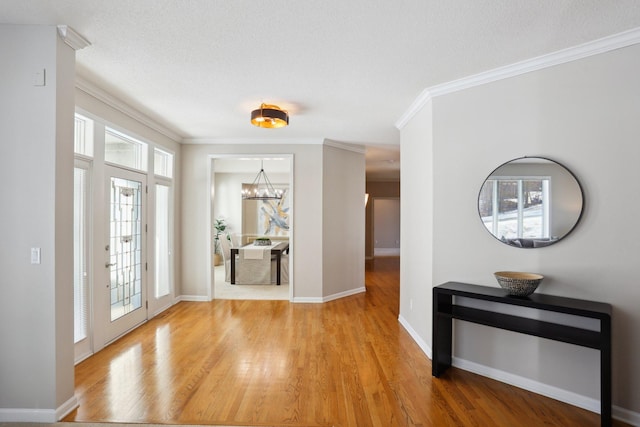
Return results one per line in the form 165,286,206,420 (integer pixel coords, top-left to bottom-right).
105,262,117,268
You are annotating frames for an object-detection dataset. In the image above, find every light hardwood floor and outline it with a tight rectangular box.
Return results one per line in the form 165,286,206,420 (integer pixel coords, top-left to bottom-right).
64,257,626,426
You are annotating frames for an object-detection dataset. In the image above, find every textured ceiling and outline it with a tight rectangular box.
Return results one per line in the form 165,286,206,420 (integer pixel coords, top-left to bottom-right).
2,0,640,180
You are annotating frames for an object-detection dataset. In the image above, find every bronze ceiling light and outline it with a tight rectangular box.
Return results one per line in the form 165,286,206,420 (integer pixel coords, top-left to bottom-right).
250,103,289,128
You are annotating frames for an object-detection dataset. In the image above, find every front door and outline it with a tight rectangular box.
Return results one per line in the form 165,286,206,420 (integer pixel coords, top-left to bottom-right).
104,165,147,343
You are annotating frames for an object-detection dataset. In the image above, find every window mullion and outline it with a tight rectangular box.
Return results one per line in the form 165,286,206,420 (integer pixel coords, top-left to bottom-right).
491,180,499,236
517,180,524,238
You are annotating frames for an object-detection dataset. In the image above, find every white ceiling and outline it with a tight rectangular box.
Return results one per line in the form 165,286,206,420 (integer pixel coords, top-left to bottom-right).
3,1,640,180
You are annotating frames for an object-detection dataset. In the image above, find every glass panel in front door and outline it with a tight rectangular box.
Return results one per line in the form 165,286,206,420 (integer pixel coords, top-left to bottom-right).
109,177,143,322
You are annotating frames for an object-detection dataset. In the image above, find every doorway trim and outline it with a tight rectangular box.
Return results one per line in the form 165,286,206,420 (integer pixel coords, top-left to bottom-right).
208,154,294,301
372,196,401,257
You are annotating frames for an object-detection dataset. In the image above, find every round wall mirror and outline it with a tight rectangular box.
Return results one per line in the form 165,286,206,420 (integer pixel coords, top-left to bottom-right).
478,157,584,248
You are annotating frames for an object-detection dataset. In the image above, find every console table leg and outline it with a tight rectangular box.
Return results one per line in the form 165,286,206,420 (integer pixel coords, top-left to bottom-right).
601,316,612,427
433,291,453,377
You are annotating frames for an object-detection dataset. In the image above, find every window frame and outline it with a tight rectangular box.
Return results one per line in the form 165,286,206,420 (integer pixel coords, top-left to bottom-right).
153,146,174,179
104,126,149,173
481,175,551,240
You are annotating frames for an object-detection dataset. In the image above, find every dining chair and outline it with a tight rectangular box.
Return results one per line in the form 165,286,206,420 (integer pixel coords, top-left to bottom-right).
230,233,242,247
219,236,233,282
237,246,271,284
271,254,289,284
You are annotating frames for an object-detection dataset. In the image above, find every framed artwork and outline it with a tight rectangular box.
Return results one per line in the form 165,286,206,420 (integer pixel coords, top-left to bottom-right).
258,187,290,236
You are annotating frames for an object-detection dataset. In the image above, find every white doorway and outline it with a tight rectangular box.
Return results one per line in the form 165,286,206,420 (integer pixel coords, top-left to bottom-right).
373,198,400,256
210,155,293,300
103,165,148,343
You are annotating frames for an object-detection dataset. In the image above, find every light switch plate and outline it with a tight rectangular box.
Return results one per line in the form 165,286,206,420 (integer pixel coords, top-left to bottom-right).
34,69,46,86
31,247,41,264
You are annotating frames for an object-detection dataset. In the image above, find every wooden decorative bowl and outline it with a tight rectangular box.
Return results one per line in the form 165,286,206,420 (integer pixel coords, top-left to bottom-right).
494,271,544,297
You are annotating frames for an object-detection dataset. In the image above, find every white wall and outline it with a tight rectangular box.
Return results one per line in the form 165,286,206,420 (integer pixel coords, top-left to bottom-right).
0,24,76,421
182,142,365,302
322,144,366,299
181,143,324,300
399,102,434,352
401,43,640,418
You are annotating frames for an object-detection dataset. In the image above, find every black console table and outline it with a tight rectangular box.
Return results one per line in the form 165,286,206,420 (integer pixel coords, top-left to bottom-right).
432,282,612,427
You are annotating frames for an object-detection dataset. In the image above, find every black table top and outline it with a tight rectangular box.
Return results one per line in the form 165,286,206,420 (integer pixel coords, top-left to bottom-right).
435,281,612,318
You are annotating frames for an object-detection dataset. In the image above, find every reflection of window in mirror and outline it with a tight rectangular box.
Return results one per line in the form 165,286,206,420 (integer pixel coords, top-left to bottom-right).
479,177,550,240
478,157,583,248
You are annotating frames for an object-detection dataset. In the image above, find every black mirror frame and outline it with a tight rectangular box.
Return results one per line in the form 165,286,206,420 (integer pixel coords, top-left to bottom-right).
478,156,585,248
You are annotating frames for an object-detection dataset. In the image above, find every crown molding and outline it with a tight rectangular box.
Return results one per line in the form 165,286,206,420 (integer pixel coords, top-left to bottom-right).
75,76,184,142
395,88,433,130
395,26,640,130
323,139,367,154
56,25,91,50
183,138,366,154
183,137,324,145
182,138,366,154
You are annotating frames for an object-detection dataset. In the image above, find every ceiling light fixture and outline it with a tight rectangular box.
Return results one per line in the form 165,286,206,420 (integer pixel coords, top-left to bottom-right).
242,161,284,200
250,103,289,128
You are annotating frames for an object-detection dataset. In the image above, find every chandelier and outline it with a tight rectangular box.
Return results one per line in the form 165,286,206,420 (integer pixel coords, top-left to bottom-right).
242,161,284,200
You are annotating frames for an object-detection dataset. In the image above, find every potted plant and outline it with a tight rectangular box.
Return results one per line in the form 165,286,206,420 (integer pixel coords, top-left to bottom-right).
213,218,228,266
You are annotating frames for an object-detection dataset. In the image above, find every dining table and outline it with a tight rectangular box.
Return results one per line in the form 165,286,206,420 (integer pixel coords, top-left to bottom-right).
230,241,289,285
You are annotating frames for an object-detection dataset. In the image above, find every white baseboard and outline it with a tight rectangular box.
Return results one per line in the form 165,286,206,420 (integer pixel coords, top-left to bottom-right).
0,408,56,423
374,248,400,256
398,315,432,359
178,287,365,304
323,286,366,302
56,395,79,421
398,317,640,426
452,357,640,425
292,286,366,304
613,406,640,426
178,294,210,302
0,395,77,423
292,296,324,303
454,356,601,412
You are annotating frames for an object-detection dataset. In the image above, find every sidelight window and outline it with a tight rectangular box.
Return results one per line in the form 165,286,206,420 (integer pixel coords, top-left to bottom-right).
73,165,90,343
154,184,171,298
